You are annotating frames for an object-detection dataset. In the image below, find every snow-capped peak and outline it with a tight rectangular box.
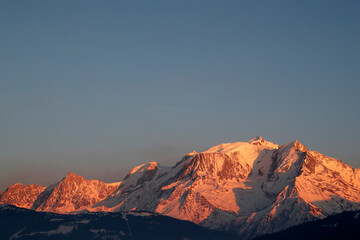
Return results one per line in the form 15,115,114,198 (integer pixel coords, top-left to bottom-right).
60,172,86,186
129,162,159,175
248,136,265,143
203,141,248,153
63,171,83,180
10,182,23,187
204,137,279,154
185,150,198,156
278,140,309,154
292,140,308,152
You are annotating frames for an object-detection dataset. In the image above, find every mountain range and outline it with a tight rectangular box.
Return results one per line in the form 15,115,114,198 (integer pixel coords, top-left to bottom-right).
0,172,120,213
1,136,359,239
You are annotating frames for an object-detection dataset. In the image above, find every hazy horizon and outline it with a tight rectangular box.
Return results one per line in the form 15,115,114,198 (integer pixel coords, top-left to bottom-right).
1,1,360,191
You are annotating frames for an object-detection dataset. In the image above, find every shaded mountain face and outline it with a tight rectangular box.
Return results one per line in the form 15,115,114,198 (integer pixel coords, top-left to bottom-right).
94,137,360,239
255,210,360,240
0,205,239,240
0,183,45,209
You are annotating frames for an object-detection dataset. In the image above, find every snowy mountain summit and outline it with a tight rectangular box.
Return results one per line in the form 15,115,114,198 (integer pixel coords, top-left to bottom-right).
94,137,360,239
1,137,360,239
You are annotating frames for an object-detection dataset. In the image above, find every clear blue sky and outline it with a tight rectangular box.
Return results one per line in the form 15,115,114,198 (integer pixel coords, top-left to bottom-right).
1,1,359,190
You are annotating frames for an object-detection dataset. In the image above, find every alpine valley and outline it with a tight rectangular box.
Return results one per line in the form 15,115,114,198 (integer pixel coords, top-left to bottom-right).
1,137,360,239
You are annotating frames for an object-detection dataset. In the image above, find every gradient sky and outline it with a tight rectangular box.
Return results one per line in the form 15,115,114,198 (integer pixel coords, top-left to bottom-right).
1,1,360,191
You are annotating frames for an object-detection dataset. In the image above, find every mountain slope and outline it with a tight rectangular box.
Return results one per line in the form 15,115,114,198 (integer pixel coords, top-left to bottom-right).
94,137,360,239
0,205,239,240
